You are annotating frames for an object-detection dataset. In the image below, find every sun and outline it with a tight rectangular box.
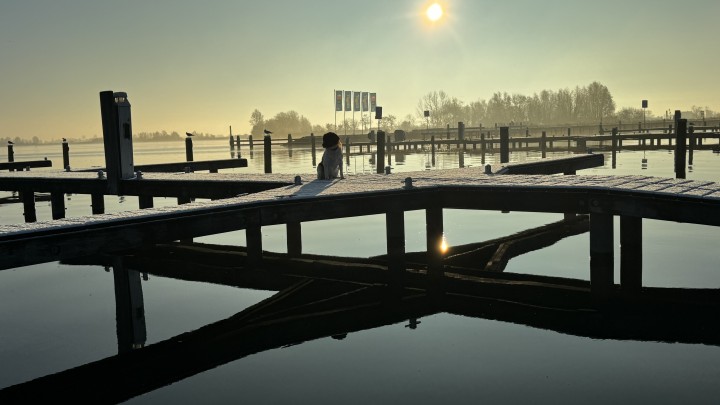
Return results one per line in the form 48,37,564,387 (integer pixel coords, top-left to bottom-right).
426,3,443,22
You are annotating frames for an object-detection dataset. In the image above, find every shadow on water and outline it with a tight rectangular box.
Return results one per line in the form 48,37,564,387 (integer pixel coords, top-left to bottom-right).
2,215,719,403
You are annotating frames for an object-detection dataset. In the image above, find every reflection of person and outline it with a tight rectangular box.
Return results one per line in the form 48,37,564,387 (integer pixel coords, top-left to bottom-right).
317,132,344,179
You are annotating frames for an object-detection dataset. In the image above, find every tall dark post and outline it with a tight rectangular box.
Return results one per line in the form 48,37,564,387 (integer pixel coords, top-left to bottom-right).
431,135,436,167
248,135,254,150
263,135,272,173
458,121,465,145
345,139,350,166
112,258,147,353
387,136,392,166
675,119,687,179
7,143,14,163
246,216,262,268
287,222,302,257
500,126,510,163
480,133,486,164
138,195,153,209
541,131,547,158
376,130,386,174
229,134,235,151
426,206,444,278
310,133,316,167
100,91,134,195
611,127,618,169
236,135,241,157
446,124,450,140
386,210,406,274
688,125,695,166
185,137,193,161
62,140,70,170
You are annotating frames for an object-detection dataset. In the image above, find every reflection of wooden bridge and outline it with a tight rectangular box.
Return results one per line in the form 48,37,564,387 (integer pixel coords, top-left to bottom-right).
2,217,719,403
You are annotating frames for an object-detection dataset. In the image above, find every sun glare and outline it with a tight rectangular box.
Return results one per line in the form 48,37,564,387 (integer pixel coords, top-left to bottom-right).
426,3,443,22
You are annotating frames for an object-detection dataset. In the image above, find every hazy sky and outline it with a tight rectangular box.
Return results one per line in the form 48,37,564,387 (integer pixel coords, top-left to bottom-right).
2,0,718,139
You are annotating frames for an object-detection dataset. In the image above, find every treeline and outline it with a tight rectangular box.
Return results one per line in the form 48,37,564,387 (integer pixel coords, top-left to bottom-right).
134,131,222,142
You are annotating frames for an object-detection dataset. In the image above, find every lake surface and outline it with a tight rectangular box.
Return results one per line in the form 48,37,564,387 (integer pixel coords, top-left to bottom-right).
1,139,719,404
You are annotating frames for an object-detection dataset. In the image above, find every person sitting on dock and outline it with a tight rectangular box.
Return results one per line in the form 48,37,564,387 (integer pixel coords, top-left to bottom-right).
317,132,344,180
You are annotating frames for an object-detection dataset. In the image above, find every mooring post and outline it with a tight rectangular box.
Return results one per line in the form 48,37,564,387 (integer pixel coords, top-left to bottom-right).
688,125,695,166
185,137,193,162
620,216,642,293
590,212,614,298
541,131,547,158
376,130,386,174
426,206,444,278
138,195,154,209
675,119,687,179
99,91,135,195
21,191,37,223
62,140,70,170
248,135,254,150
263,135,272,173
458,121,465,146
177,195,191,205
387,136,392,166
386,210,406,274
446,123,450,140
345,139,350,166
236,135,241,157
50,191,65,220
500,126,510,163
287,222,302,257
229,134,235,151
91,193,105,215
7,143,14,164
611,127,618,169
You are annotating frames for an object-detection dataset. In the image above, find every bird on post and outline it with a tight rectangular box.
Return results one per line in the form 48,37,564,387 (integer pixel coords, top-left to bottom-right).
185,132,194,137
263,129,272,135
7,141,13,145
62,138,67,142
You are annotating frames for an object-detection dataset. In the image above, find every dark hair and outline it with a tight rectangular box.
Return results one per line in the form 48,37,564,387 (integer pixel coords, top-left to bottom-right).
322,132,340,148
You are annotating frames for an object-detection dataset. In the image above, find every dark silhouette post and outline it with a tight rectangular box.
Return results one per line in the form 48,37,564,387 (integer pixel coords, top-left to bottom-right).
138,196,153,209
500,126,510,163
62,140,70,170
287,222,302,257
376,131,386,174
431,135,436,166
264,135,272,173
458,121,465,147
675,119,687,179
611,127,618,169
541,131,547,158
386,209,406,274
229,134,234,151
21,191,36,223
6,142,14,163
99,91,135,194
426,206,444,278
688,125,695,166
112,258,147,353
236,135,241,157
91,193,105,215
50,192,65,220
590,213,614,299
310,133,316,167
248,135,254,150
185,137,193,161
620,216,642,293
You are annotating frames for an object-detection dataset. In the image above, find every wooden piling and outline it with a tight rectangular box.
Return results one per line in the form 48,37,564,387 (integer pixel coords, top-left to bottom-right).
446,124,450,140
611,127,618,169
7,143,14,163
620,216,642,292
51,192,65,220
688,125,695,166
431,135,436,167
229,134,235,151
91,193,105,215
21,191,36,223
590,213,614,298
376,131,386,174
310,133,316,167
62,141,70,170
541,131,547,158
246,219,262,268
177,196,191,205
264,135,272,174
345,139,350,166
458,122,465,143
185,137,193,162
236,135,241,156
675,119,687,179
138,196,154,209
286,222,302,257
500,127,510,163
426,207,444,278
386,210,405,274
480,133,486,164
248,135,254,150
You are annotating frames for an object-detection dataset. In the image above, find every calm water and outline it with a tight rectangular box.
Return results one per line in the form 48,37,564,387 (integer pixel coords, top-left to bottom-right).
1,139,719,404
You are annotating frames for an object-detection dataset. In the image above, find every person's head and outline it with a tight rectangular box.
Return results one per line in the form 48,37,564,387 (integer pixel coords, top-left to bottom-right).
322,132,340,148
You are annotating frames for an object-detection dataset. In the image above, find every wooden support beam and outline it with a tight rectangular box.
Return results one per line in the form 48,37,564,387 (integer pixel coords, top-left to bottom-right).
426,207,444,278
50,192,65,220
138,195,153,209
246,214,262,268
21,191,37,223
590,213,614,298
386,210,405,274
91,193,105,215
620,216,642,292
500,127,509,163
286,222,302,257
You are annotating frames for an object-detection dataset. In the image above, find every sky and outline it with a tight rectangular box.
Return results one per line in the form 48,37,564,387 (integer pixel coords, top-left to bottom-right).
1,0,718,140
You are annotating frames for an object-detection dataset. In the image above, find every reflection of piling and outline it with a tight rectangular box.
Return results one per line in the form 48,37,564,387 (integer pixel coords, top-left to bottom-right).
310,133,316,167
675,119,687,179
541,131,547,158
376,131,386,174
264,135,272,174
500,127,510,163
185,137,193,161
62,141,70,170
431,135,436,167
459,149,464,168
611,127,618,169
288,134,293,158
